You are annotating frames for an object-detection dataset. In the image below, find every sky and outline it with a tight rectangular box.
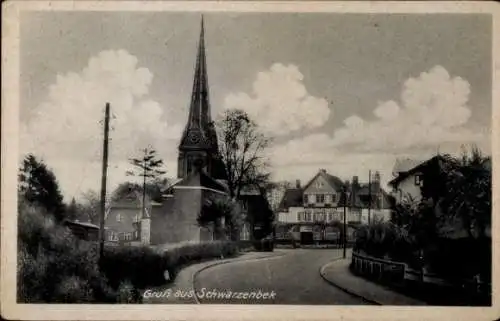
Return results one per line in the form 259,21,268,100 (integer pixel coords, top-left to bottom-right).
19,12,492,201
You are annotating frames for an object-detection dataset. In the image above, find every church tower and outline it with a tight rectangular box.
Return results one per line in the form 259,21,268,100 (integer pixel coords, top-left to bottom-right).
178,17,225,180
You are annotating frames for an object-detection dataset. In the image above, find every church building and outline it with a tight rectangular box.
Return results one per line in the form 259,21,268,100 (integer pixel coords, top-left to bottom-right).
148,17,231,245
103,17,268,246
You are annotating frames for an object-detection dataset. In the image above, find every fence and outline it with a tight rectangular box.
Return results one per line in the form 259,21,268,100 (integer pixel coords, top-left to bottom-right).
351,251,491,304
351,251,406,285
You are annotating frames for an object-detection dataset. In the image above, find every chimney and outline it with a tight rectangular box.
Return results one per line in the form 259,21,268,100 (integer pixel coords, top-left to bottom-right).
372,171,381,192
352,175,359,187
320,169,327,173
296,179,301,188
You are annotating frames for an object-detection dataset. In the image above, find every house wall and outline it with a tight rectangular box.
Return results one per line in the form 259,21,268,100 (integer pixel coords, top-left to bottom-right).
278,206,362,224
174,187,201,242
150,197,174,245
360,208,391,224
105,207,140,242
149,187,230,245
393,174,422,204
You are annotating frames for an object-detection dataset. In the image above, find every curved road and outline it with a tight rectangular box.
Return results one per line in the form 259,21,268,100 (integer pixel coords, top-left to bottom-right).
193,249,371,305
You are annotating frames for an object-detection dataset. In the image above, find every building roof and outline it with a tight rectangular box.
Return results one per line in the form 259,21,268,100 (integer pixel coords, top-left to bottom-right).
392,158,425,176
277,188,303,211
388,155,448,187
302,169,346,192
175,169,228,193
64,220,99,230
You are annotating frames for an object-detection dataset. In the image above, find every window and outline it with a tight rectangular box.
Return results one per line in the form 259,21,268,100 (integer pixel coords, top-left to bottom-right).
116,213,122,222
415,174,422,186
316,181,324,188
331,194,337,202
317,194,325,203
303,195,308,204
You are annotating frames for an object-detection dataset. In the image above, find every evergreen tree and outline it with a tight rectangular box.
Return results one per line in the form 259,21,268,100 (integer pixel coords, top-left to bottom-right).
126,146,167,217
18,154,66,221
66,197,78,221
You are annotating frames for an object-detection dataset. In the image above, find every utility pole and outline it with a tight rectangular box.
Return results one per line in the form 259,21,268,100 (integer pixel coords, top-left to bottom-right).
99,103,110,262
368,170,371,225
142,147,147,221
343,185,347,259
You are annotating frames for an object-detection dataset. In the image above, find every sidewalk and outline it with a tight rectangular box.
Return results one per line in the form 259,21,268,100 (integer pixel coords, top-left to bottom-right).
320,258,427,306
142,250,287,304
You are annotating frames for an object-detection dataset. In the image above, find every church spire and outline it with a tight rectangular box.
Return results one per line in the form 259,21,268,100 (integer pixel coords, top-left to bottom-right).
184,15,210,135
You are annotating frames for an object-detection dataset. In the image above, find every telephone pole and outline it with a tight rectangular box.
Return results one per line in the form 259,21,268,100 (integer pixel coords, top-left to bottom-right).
368,170,371,225
99,103,110,261
142,147,147,221
343,185,347,259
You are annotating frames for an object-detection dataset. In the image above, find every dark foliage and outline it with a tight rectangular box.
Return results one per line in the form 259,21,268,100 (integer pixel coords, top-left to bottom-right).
18,154,66,222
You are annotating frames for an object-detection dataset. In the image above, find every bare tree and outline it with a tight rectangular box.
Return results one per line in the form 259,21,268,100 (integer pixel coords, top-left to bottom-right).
217,109,271,199
76,190,100,224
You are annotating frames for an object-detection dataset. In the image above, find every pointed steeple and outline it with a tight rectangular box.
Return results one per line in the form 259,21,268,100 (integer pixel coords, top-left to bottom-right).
183,16,208,137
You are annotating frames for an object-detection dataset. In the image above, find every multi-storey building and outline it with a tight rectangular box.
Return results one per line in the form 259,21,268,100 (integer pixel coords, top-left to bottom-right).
276,169,393,244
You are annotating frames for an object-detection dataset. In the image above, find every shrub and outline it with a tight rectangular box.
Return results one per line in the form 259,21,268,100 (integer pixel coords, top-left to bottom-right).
354,221,416,264
53,276,94,303
100,240,240,291
17,199,131,303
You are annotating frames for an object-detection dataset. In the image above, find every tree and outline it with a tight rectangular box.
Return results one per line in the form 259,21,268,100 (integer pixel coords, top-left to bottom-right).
439,145,491,239
75,190,101,224
241,185,276,240
18,154,66,222
217,109,271,200
126,146,167,218
66,197,78,221
198,196,242,240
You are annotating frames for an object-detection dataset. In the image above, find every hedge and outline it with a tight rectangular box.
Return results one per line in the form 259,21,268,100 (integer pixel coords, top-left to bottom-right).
100,241,240,291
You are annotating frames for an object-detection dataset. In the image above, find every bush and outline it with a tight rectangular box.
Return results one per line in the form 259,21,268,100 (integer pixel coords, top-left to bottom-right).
17,200,132,303
253,239,274,252
100,240,240,291
354,221,416,264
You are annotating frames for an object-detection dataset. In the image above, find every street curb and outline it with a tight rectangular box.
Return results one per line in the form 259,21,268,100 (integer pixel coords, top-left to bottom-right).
319,259,382,306
192,251,288,304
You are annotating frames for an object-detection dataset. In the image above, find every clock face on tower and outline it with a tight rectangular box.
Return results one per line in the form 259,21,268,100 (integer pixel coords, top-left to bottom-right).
188,132,201,144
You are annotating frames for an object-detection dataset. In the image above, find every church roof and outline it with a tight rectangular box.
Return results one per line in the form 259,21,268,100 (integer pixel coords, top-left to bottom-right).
175,169,228,194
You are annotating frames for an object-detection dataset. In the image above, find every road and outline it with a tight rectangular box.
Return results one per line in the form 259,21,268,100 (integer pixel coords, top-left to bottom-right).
193,248,371,305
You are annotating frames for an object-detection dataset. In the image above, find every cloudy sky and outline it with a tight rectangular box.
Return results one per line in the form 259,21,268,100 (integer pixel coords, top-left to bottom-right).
19,12,492,200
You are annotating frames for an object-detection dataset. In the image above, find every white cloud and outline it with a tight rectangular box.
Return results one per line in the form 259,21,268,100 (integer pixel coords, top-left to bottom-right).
20,50,183,200
268,65,490,188
223,63,330,136
330,65,486,152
